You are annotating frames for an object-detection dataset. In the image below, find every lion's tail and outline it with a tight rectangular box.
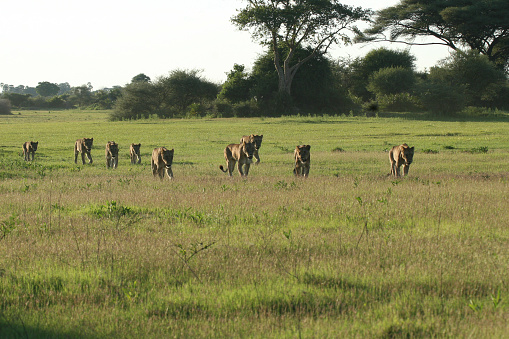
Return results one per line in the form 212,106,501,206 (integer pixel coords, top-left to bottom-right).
219,165,227,173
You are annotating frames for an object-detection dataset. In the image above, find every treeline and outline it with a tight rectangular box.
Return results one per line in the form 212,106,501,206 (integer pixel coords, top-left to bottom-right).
1,48,509,118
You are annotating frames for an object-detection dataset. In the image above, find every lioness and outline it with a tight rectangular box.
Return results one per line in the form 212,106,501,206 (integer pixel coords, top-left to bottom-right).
151,147,174,180
22,141,38,161
74,138,94,164
389,143,414,177
240,134,263,164
293,145,311,177
130,143,141,164
219,140,255,177
105,141,119,169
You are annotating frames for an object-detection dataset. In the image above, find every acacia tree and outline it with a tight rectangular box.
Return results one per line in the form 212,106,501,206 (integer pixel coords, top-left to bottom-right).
359,0,509,70
232,0,371,100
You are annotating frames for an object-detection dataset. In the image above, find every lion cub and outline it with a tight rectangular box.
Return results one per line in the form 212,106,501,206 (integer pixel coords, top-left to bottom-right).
151,147,174,180
293,145,311,177
105,141,119,169
22,141,38,161
130,143,141,164
74,138,94,164
219,140,255,177
389,143,414,177
240,134,263,164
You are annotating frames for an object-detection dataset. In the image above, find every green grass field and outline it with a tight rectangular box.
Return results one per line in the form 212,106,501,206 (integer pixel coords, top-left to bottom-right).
1,110,508,338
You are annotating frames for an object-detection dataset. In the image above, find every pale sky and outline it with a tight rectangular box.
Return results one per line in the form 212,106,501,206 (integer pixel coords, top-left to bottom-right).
1,0,451,90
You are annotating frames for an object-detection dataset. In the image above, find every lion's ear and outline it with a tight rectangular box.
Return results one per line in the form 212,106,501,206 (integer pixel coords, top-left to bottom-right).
306,145,311,150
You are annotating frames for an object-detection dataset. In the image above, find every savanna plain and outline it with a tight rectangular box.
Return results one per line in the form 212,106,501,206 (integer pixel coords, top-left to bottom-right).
0,110,508,338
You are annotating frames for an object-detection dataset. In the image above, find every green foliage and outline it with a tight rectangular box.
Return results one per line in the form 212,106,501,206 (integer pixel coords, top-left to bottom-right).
0,98,11,115
344,48,416,100
362,0,509,69
36,81,60,97
367,66,416,96
377,93,422,112
112,70,217,120
218,64,253,103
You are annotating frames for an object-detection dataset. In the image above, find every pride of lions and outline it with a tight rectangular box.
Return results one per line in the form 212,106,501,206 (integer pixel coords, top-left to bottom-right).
21,135,415,179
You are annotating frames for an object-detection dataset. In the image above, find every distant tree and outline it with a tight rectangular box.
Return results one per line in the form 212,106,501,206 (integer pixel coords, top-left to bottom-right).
360,0,509,70
427,50,507,108
57,82,71,95
218,64,253,103
343,48,416,100
70,84,93,108
367,67,416,96
232,0,371,109
160,69,218,114
132,73,151,83
36,81,60,97
1,93,31,107
250,45,346,113
0,99,12,114
112,69,218,120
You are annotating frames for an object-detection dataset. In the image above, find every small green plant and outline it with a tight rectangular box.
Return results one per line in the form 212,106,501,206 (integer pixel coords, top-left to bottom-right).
1,213,20,240
491,289,502,309
332,147,345,152
468,146,489,154
468,299,483,312
443,145,455,150
422,148,439,154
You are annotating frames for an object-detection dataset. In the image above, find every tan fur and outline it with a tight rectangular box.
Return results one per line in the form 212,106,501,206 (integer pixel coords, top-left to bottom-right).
293,145,311,177
389,143,415,177
151,147,174,180
22,141,38,161
240,134,263,164
105,141,119,169
219,140,255,177
130,143,141,164
74,138,94,164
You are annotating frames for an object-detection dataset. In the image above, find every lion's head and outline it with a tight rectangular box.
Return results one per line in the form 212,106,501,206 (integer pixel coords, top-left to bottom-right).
295,145,311,162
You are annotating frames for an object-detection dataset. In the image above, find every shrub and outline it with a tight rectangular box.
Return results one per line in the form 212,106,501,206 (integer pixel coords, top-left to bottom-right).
0,99,12,115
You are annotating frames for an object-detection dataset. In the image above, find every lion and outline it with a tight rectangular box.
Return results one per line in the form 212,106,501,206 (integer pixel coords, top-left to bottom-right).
151,147,174,180
22,141,38,161
219,140,255,177
240,134,263,164
389,143,414,177
130,143,141,164
105,141,119,169
293,145,311,177
74,138,94,164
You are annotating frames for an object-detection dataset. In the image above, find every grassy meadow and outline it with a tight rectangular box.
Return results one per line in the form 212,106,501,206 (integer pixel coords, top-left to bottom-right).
0,110,508,338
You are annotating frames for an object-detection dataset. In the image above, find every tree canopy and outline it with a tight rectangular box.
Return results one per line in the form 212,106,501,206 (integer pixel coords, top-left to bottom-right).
359,0,509,70
232,0,371,103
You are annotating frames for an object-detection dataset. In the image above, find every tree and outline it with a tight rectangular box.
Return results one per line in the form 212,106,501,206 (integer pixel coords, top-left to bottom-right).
36,81,60,97
70,84,93,108
232,0,371,104
218,64,253,103
132,73,151,83
360,0,509,70
343,48,416,100
367,67,416,96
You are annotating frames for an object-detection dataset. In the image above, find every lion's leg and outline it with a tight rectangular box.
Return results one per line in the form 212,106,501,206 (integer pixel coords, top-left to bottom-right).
244,163,251,176
81,152,86,165
114,157,118,169
106,156,110,169
165,167,173,179
228,160,235,177
403,164,410,176
87,152,93,164
30,151,34,161
303,165,309,177
75,150,79,164
254,150,260,164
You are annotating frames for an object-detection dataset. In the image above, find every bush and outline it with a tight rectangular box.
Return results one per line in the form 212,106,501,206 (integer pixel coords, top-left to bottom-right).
377,93,422,112
417,81,466,115
0,99,12,115
367,67,416,96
